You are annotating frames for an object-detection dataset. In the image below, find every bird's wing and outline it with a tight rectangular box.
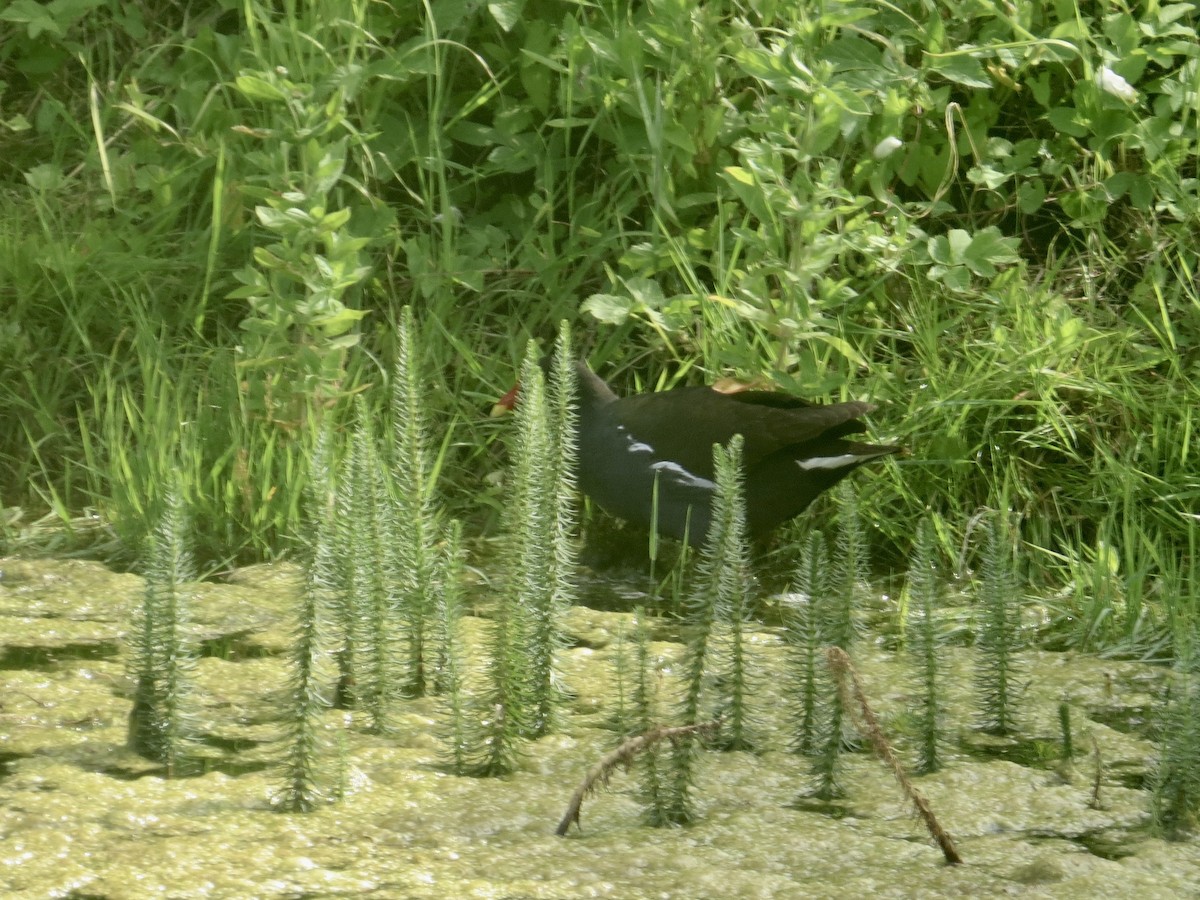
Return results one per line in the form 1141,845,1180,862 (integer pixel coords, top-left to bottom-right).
610,387,877,476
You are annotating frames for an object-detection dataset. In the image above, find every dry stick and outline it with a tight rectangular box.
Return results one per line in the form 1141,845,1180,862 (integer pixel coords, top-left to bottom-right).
1089,736,1104,810
556,720,720,836
825,646,963,865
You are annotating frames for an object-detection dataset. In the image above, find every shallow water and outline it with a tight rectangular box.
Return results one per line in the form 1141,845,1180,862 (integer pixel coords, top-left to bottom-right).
0,557,1196,898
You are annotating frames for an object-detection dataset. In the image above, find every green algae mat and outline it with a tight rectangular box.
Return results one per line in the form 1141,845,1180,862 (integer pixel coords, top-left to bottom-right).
1,558,1197,899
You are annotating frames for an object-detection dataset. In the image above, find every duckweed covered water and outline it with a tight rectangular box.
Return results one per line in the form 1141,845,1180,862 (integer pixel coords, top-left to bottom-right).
1,557,1197,898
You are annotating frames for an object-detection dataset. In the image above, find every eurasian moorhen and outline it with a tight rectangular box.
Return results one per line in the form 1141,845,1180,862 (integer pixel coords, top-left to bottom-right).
496,360,897,546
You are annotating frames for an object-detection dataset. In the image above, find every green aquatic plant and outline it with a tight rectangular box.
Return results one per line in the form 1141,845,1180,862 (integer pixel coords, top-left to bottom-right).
1058,701,1074,763
472,346,550,773
335,400,396,731
434,520,471,776
127,471,197,773
825,504,861,655
833,481,869,609
627,606,675,827
908,518,944,774
803,492,866,798
556,718,720,837
710,436,757,751
548,321,581,614
684,435,757,751
279,423,336,812
390,306,440,697
608,621,633,739
785,530,830,755
810,676,848,801
814,527,858,797
976,511,1023,736
661,436,757,823
524,324,580,736
1152,627,1200,840
623,592,720,830
783,518,864,797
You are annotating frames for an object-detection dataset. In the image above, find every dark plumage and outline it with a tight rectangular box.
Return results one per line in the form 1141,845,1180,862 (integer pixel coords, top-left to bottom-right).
499,360,898,546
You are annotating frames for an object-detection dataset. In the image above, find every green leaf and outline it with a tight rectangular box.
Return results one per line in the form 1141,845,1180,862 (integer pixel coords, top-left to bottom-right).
965,227,1019,271
488,144,536,174
318,207,352,231
706,294,767,323
1028,72,1052,108
252,247,286,269
724,166,754,186
1017,179,1046,215
23,164,61,191
255,206,291,229
326,333,363,351
234,74,288,103
928,234,952,266
1059,188,1107,226
1128,175,1154,211
625,277,666,309
1046,107,1088,138
0,0,65,38
929,52,992,88
582,294,634,325
313,307,369,337
820,36,882,71
947,229,972,263
810,333,867,368
967,164,1012,190
488,0,524,32
931,264,972,292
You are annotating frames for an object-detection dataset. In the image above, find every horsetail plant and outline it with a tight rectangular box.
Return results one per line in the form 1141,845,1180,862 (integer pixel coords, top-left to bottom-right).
976,511,1023,736
127,469,197,774
709,436,756,752
335,400,398,732
1058,701,1075,761
471,346,549,773
785,530,830,756
1151,626,1200,840
630,607,671,826
679,436,755,740
664,436,756,821
806,494,865,796
279,422,336,812
608,621,633,739
907,518,944,774
390,306,439,697
434,520,471,775
526,323,581,736
798,513,859,800
833,481,869,610
825,495,861,654
793,526,850,800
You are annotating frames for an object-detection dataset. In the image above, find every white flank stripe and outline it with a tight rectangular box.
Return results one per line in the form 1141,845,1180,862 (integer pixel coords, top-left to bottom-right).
617,426,655,455
650,460,717,490
796,454,862,471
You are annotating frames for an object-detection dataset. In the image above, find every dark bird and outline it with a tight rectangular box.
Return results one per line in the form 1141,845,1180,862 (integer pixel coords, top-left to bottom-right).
495,359,898,546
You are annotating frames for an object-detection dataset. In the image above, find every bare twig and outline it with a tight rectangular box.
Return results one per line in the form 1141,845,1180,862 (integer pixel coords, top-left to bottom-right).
1089,736,1105,810
826,646,962,865
556,720,720,836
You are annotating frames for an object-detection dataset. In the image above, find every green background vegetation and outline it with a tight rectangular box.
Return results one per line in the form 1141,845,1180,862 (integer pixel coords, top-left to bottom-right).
2,0,1197,652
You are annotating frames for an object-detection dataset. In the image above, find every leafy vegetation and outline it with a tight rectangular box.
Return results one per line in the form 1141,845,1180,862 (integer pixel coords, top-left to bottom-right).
1,2,1197,650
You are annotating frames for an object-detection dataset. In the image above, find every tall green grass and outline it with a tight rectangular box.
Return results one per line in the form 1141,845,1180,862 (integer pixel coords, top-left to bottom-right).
1,0,1196,656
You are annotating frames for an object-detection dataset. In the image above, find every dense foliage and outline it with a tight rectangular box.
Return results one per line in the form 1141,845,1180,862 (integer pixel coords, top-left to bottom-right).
1,0,1197,650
